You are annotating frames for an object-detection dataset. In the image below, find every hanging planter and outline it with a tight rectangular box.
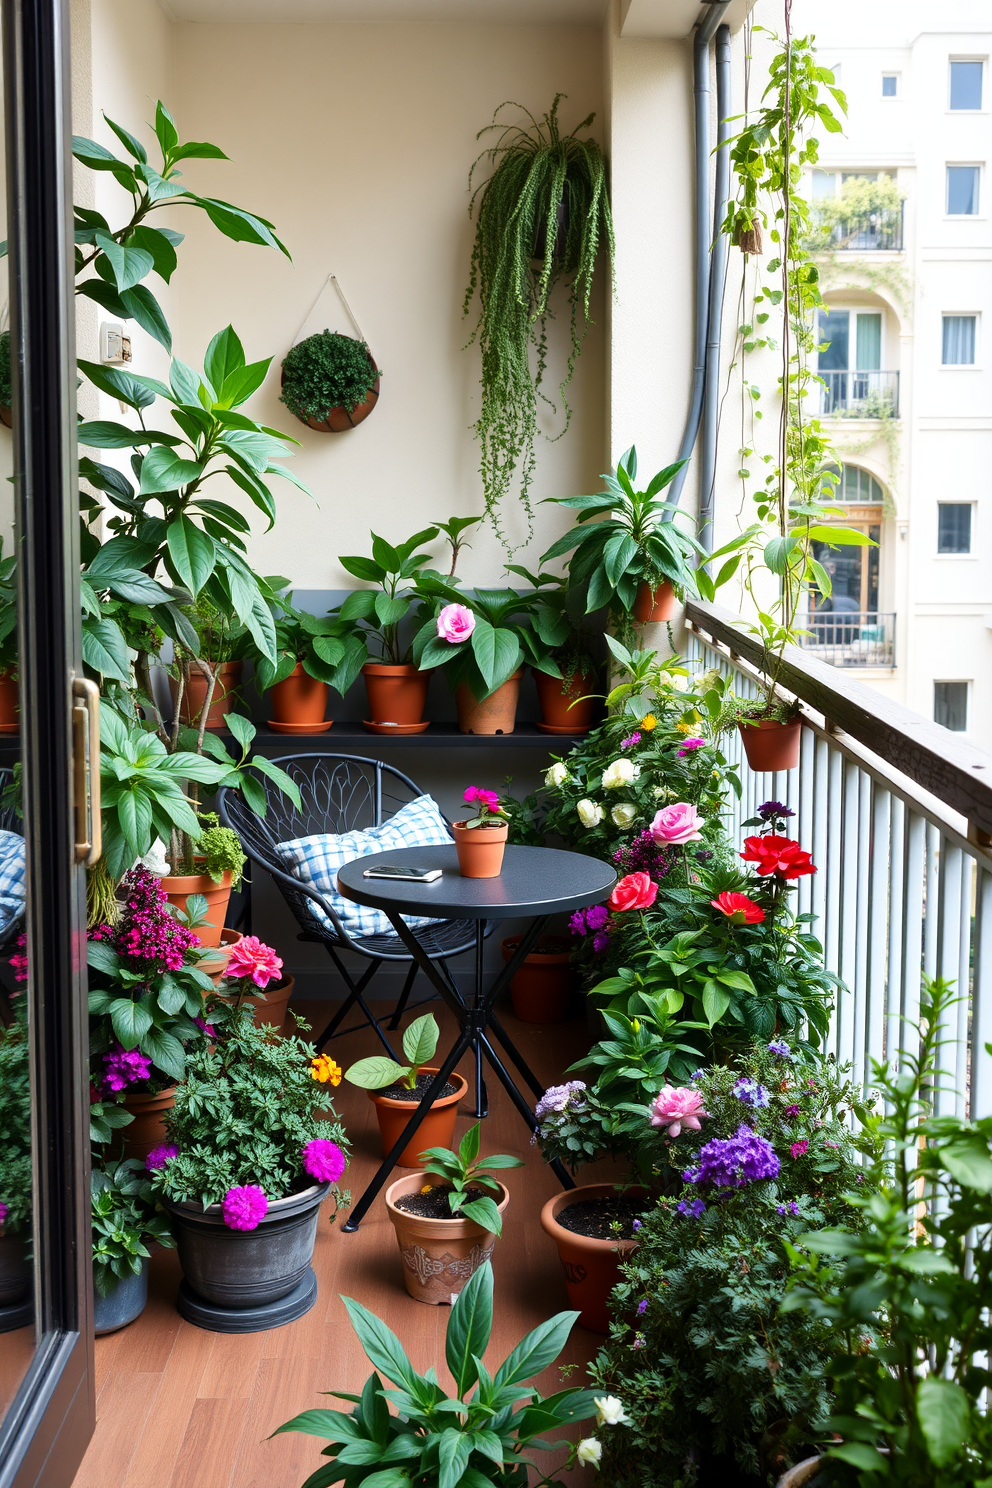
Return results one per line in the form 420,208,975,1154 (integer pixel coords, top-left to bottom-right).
280,330,379,433
738,717,803,772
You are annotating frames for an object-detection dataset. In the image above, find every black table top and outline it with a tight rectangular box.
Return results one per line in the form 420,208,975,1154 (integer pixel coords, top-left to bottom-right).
336,844,617,921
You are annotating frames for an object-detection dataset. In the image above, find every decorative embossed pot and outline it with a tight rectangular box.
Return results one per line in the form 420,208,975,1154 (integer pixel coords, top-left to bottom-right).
384,1173,509,1306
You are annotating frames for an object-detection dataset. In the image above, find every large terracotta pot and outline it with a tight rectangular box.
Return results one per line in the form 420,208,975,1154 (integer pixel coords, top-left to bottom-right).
633,580,676,623
171,660,242,732
540,1183,647,1333
534,670,597,734
122,1086,176,1163
362,663,430,728
452,821,507,879
455,671,522,735
738,717,802,772
161,866,233,950
369,1068,468,1168
385,1172,509,1305
501,936,574,1024
268,663,329,730
0,672,17,735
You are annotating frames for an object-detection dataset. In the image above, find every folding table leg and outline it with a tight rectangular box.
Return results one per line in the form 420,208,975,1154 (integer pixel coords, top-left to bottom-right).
477,1030,575,1191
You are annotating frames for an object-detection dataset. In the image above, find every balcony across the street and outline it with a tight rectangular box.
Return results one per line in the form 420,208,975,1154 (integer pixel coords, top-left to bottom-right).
802,610,896,668
819,369,900,418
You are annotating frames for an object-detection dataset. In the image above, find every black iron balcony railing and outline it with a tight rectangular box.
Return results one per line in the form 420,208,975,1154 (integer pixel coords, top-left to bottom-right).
820,205,904,252
801,611,895,668
819,369,899,419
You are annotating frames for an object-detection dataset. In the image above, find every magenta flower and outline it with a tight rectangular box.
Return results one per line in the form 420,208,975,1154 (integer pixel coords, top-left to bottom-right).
464,785,500,813
650,802,704,846
785,1104,800,1117
620,732,641,750
302,1138,346,1184
677,738,705,757
0,1202,8,1229
790,1139,809,1159
146,1144,178,1172
221,1184,269,1231
650,1085,710,1138
226,935,283,989
98,867,200,971
102,1042,152,1093
436,603,475,644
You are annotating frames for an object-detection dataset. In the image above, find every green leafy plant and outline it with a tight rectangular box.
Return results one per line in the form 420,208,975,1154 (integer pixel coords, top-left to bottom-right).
344,1012,439,1093
274,1260,599,1487
249,590,351,695
417,1123,524,1237
280,331,379,423
464,94,615,549
196,811,246,888
504,563,600,691
806,172,905,253
334,525,443,669
413,580,560,701
91,1156,174,1297
0,1005,32,1235
0,537,17,677
0,329,10,411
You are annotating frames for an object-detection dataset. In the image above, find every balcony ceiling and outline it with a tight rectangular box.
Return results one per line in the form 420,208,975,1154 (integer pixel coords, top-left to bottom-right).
161,0,724,34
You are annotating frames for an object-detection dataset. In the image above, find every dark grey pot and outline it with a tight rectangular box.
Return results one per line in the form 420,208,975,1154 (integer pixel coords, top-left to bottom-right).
0,1232,30,1308
93,1260,149,1335
166,1183,328,1316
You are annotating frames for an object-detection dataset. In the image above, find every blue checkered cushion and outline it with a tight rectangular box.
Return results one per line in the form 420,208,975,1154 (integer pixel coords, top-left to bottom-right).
0,828,25,939
276,793,453,940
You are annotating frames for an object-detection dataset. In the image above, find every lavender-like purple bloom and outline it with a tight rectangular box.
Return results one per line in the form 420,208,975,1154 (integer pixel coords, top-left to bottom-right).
568,909,588,936
0,1202,8,1229
145,1144,178,1172
585,904,609,932
535,1081,587,1123
758,800,795,820
733,1078,770,1109
776,1201,800,1217
636,1298,648,1315
688,1125,780,1188
631,1218,642,1233
677,1198,706,1218
768,1039,792,1058
591,931,610,955
620,732,641,750
103,1043,152,1093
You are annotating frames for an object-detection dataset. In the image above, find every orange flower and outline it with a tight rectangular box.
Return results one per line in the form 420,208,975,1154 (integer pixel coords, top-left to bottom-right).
310,1054,342,1086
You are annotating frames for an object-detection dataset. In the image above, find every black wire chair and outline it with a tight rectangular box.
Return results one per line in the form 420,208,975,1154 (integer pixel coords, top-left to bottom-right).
218,753,492,1057
0,768,25,1026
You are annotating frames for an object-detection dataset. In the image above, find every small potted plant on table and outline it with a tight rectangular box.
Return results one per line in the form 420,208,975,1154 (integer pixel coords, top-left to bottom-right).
280,329,380,433
452,785,510,878
344,1013,467,1167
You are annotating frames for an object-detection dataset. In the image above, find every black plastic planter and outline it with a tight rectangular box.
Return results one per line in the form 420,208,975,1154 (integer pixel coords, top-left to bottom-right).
0,1232,32,1332
166,1183,328,1334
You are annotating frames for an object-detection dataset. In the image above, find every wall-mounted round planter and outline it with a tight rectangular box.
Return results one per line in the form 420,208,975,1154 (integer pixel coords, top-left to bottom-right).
282,360,379,434
776,1458,826,1488
455,671,522,735
93,1259,149,1334
633,580,676,623
369,1068,468,1167
385,1172,508,1305
737,718,802,772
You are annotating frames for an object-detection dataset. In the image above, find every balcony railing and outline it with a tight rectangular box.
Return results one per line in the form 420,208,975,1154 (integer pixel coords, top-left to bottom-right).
801,611,895,668
684,599,992,1117
819,369,899,419
816,206,904,252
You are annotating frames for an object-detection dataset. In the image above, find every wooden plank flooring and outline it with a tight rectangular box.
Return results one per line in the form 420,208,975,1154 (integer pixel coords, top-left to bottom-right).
73,999,619,1488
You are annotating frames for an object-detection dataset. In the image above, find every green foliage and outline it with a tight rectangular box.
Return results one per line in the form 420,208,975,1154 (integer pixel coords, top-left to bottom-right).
0,1006,32,1234
91,1157,174,1296
196,812,246,888
0,538,18,676
418,1123,524,1237
250,590,354,695
503,564,600,692
335,524,445,668
177,592,249,667
345,1013,439,1093
280,331,379,423
0,329,10,409
412,579,560,702
806,173,905,253
464,95,614,550
274,1261,598,1486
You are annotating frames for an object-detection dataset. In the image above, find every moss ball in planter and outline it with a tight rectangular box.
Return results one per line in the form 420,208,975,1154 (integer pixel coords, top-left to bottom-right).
280,330,380,432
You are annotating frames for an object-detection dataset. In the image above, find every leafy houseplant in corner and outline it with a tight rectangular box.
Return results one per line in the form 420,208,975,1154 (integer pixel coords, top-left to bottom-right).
344,1013,467,1168
452,785,510,879
385,1123,523,1304
280,329,380,433
91,1156,175,1334
274,1261,601,1485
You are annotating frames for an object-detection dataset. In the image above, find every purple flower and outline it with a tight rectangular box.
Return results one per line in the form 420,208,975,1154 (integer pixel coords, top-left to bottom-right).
0,1202,8,1229
568,909,588,936
768,1039,792,1058
102,1043,153,1093
302,1138,346,1184
690,1068,705,1083
221,1184,269,1231
636,1298,648,1315
776,1201,800,1217
790,1140,809,1159
612,830,671,885
620,732,641,750
145,1144,178,1172
585,904,609,932
758,801,795,820
194,1016,216,1037
535,1081,586,1123
733,1078,770,1109
677,738,705,757
92,866,200,973
591,932,610,955
631,1218,642,1233
677,1198,706,1218
785,1104,800,1117
689,1125,780,1188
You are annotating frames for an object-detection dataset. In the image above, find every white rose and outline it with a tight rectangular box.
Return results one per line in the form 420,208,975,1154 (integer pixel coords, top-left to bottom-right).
594,1396,630,1428
601,758,639,790
545,761,569,788
576,799,605,828
577,1438,603,1467
611,802,638,829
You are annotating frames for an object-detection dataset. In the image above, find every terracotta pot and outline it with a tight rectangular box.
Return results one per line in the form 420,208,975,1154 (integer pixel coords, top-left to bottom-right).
0,406,11,430
452,821,508,879
268,663,328,729
362,663,430,727
0,672,18,734
738,717,802,772
533,670,597,733
776,1459,825,1488
540,1183,647,1333
284,360,380,434
369,1068,468,1168
633,580,677,623
171,661,242,732
455,671,522,735
122,1086,176,1163
385,1172,509,1305
161,866,233,950
501,936,574,1024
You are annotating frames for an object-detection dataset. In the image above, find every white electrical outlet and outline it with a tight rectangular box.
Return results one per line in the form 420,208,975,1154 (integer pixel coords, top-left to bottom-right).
100,321,132,365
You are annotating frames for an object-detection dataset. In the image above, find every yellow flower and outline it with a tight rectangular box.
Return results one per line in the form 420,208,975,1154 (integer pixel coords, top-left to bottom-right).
676,721,695,735
310,1054,342,1086
640,713,658,731
420,1184,433,1194
631,1019,640,1033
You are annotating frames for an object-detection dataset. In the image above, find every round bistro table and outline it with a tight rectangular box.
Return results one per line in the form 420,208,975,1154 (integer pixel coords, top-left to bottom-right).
336,844,617,1230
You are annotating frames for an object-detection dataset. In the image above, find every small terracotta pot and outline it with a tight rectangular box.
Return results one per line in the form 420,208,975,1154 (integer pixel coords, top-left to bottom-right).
171,661,242,732
362,663,430,727
501,936,574,1024
269,663,328,729
633,580,676,623
452,821,508,879
385,1172,509,1305
540,1183,647,1333
776,1458,825,1488
122,1086,176,1163
286,359,380,434
738,717,802,771
455,671,522,735
0,672,18,735
533,670,597,733
161,866,233,950
369,1068,468,1167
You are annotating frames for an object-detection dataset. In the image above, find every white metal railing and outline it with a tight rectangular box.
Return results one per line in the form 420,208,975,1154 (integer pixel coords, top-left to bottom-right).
684,603,992,1118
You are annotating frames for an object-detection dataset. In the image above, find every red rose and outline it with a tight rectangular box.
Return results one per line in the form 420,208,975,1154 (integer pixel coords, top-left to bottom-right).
608,871,658,913
740,834,816,879
710,891,765,925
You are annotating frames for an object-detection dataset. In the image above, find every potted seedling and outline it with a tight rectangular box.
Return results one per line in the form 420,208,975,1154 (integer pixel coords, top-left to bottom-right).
452,785,510,878
280,329,380,433
344,1013,467,1167
385,1122,522,1304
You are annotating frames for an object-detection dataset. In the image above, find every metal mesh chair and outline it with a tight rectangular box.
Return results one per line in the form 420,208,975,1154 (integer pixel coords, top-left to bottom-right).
217,753,491,1056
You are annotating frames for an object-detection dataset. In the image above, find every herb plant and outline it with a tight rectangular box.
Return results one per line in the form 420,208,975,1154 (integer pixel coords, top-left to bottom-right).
196,812,246,888
417,1123,524,1237
91,1157,174,1297
344,1012,439,1094
280,330,379,423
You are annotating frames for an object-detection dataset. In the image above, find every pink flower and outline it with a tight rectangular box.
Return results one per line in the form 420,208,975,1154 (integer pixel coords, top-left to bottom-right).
146,1144,178,1172
650,802,704,845
302,1138,347,1184
221,1184,269,1231
677,738,705,757
464,786,500,813
790,1140,809,1159
0,1202,8,1230
225,935,283,989
650,1086,710,1138
608,872,658,913
436,603,475,644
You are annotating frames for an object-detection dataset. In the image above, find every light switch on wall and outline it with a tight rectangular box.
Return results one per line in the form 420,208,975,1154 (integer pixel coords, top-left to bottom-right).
99,321,132,364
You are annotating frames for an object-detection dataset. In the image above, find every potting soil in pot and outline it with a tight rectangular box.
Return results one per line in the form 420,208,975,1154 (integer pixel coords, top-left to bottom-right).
393,1184,488,1220
379,1074,458,1103
554,1195,646,1241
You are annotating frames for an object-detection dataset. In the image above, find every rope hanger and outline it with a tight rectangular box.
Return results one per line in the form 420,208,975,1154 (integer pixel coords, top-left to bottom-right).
292,274,370,349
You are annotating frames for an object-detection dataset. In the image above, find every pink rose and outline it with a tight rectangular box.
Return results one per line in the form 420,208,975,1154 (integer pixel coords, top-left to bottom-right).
436,603,475,644
608,872,658,913
226,935,283,989
650,1086,710,1138
464,786,500,813
650,802,704,845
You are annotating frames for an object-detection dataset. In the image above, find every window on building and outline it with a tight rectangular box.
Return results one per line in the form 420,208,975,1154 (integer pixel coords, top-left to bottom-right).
817,310,894,413
942,315,977,364
812,464,883,617
937,503,973,553
934,681,969,732
882,74,899,98
949,60,984,110
947,165,980,215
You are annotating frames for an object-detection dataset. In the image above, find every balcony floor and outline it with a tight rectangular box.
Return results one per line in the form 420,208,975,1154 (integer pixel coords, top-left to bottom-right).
73,999,614,1488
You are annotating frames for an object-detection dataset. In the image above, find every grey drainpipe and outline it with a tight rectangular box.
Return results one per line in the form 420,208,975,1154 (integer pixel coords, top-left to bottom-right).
698,22,732,557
